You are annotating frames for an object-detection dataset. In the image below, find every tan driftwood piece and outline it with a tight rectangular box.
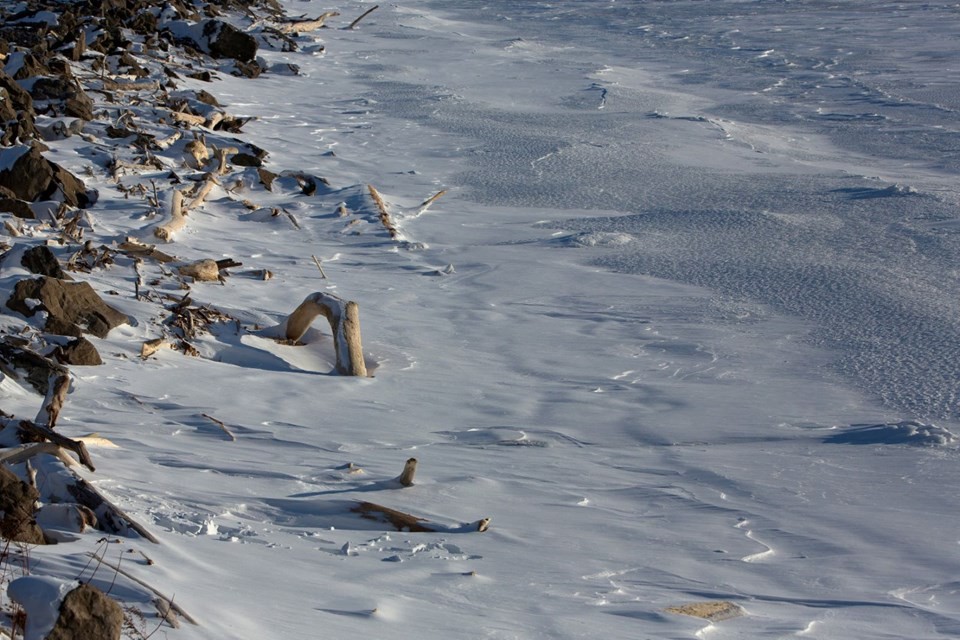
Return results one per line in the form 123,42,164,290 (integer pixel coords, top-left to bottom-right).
118,238,177,263
397,458,417,487
283,292,367,376
186,174,219,211
367,184,399,238
348,5,379,29
184,137,210,169
417,190,447,215
88,553,198,625
201,413,236,441
0,442,76,467
351,501,490,533
311,255,327,279
168,110,205,127
154,190,185,241
278,12,340,33
17,420,96,472
665,601,745,622
178,259,220,282
140,339,171,359
213,146,239,175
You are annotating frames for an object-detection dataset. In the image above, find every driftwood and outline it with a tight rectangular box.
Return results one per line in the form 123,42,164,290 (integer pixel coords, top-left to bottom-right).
417,189,447,215
0,442,78,468
283,292,367,376
351,501,490,533
311,255,327,279
213,146,239,175
368,184,399,238
154,190,185,241
118,238,176,263
184,137,210,169
278,12,340,33
185,174,219,211
177,259,220,282
67,471,159,543
18,420,96,473
201,413,236,441
348,5,379,29
396,457,417,487
140,339,170,359
168,110,205,128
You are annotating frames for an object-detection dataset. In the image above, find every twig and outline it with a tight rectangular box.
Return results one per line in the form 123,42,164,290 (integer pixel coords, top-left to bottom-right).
311,255,327,279
367,184,399,239
201,413,236,442
416,189,447,215
348,5,379,29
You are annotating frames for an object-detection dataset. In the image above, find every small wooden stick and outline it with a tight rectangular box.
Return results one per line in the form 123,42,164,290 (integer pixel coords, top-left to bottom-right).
311,255,328,279
368,184,399,238
201,413,236,441
348,5,379,29
416,189,447,215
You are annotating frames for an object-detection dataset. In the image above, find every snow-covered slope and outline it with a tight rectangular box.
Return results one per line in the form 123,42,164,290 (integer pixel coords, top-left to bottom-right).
2,1,960,639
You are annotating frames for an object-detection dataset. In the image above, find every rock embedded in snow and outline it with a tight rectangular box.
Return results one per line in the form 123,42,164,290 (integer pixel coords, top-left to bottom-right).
45,583,123,640
0,144,95,208
6,276,128,338
0,465,47,545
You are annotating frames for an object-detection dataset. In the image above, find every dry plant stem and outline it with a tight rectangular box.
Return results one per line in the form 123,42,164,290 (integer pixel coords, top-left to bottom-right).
417,189,447,215
284,292,367,376
311,255,327,279
278,12,340,32
154,190,185,241
368,184,399,238
201,413,236,441
17,420,96,472
88,553,198,625
397,457,417,487
348,5,379,29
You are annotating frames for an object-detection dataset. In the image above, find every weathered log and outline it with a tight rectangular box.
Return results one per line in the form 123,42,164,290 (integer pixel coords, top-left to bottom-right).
396,457,417,487
278,12,340,33
168,110,205,127
154,190,185,241
213,146,239,175
17,420,96,472
283,291,367,376
351,501,490,533
185,174,219,211
66,472,159,543
177,259,220,282
0,442,77,467
118,238,177,263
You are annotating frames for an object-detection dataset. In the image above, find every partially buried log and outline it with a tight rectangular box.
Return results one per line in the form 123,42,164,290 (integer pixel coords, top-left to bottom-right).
283,291,367,376
277,12,340,33
351,501,490,533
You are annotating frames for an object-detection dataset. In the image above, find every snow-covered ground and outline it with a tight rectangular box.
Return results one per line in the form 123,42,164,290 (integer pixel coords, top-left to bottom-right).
4,1,960,638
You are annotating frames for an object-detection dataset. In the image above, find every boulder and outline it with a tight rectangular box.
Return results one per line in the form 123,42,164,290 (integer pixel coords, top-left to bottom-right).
21,245,69,279
6,276,128,338
0,197,36,219
29,76,95,121
0,465,46,545
53,337,103,366
46,583,123,640
0,144,95,208
205,19,257,62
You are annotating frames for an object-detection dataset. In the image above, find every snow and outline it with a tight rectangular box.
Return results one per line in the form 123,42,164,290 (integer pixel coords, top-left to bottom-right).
3,1,960,639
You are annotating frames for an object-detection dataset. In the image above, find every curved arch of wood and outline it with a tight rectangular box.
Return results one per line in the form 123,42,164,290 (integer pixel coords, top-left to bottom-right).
284,292,367,376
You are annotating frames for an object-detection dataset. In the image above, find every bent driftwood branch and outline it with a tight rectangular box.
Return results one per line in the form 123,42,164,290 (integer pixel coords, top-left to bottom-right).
351,501,490,533
283,292,367,376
